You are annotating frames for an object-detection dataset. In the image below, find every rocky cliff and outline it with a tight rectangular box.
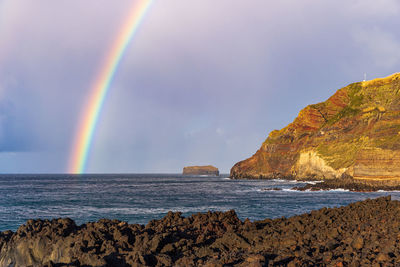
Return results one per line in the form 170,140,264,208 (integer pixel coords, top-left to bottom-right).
231,73,400,182
183,165,219,176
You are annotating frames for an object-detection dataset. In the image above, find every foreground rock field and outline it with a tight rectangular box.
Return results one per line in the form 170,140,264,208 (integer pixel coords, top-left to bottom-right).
1,196,400,266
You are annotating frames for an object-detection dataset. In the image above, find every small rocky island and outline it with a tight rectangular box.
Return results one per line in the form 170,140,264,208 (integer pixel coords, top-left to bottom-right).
183,165,219,176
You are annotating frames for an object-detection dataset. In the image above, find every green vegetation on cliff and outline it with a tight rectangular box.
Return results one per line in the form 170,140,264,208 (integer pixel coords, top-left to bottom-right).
231,73,400,181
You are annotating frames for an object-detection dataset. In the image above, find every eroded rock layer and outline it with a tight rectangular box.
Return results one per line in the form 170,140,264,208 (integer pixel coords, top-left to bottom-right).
1,197,400,266
231,73,400,181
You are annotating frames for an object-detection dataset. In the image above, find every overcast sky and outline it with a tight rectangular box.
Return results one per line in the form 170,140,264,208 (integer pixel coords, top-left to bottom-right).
0,0,399,173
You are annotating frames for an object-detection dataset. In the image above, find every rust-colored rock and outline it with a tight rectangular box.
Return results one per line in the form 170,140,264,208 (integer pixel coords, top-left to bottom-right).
231,73,400,183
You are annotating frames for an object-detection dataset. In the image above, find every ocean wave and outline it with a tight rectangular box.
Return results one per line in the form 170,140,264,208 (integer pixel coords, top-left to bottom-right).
81,206,233,215
257,188,283,192
281,188,351,192
326,188,350,192
306,181,323,185
271,179,287,183
4,205,235,219
282,188,299,192
270,179,310,184
236,188,264,193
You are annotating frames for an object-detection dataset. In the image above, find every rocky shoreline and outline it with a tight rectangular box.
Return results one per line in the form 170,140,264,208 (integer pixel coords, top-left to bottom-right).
1,196,400,266
292,178,400,192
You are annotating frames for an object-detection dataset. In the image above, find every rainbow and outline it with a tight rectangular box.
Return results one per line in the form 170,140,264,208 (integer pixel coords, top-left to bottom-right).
69,0,153,174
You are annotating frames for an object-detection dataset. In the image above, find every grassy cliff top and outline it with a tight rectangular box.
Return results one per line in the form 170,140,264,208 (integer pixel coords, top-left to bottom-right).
263,73,400,169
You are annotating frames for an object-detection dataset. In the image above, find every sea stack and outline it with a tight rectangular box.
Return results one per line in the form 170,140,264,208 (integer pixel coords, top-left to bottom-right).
231,73,400,184
183,165,219,176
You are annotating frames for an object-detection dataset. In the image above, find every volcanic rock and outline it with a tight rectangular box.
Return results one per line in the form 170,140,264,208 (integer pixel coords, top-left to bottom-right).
183,165,219,176
293,177,400,192
1,197,400,266
231,73,400,184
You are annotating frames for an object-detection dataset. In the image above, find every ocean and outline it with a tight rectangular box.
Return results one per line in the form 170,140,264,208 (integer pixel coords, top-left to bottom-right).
0,174,398,232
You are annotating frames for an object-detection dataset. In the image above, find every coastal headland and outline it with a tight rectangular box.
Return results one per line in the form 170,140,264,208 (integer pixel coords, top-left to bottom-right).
231,73,400,190
1,196,400,266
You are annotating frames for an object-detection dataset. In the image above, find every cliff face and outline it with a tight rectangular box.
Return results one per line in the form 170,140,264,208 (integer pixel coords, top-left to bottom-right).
183,165,219,176
231,73,400,182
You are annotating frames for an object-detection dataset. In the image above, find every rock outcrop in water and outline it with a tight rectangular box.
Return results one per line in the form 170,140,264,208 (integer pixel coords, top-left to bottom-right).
183,165,219,176
293,178,400,192
2,197,400,266
231,73,400,184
